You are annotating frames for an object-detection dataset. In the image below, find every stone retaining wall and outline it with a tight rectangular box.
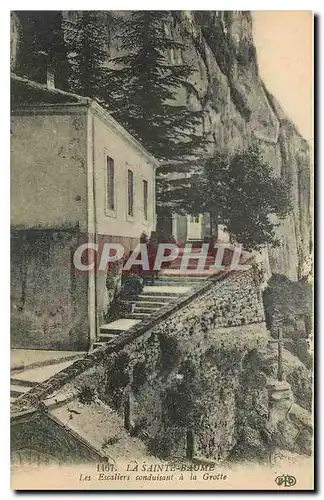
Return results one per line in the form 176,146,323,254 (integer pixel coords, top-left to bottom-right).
12,269,272,461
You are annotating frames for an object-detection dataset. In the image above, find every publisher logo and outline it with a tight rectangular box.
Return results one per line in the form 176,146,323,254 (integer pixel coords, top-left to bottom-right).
275,474,297,487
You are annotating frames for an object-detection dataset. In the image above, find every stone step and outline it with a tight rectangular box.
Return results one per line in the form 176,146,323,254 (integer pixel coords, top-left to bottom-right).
10,378,38,387
167,265,216,272
93,342,105,350
124,300,167,309
99,328,124,336
98,333,121,342
134,306,162,314
167,254,216,261
136,294,175,302
100,319,141,333
159,269,218,276
10,384,30,397
126,312,152,319
11,350,86,374
43,392,76,410
10,359,77,385
150,280,199,287
157,275,208,282
142,285,191,295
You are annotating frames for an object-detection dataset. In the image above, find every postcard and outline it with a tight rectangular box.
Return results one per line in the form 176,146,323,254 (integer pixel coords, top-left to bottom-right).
10,10,313,490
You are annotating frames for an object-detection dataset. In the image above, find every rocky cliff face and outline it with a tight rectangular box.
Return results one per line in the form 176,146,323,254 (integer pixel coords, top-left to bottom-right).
11,11,311,281
161,11,311,281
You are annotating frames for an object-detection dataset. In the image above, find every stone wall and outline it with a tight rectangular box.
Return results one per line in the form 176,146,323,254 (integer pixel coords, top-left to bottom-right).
11,229,89,350
11,267,312,460
11,270,269,461
11,409,105,465
98,270,269,460
11,109,88,232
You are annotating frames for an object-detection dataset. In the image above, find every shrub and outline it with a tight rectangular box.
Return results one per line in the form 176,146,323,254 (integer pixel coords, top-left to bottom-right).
158,333,182,372
120,274,144,298
131,361,148,392
105,352,131,409
162,355,203,429
77,384,96,405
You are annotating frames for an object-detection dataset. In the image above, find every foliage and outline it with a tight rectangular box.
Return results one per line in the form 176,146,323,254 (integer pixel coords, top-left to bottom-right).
159,333,182,371
131,361,148,392
163,356,202,429
64,11,112,97
176,145,292,251
286,366,312,411
15,11,69,89
263,273,312,330
105,352,131,409
77,384,96,405
102,436,121,448
101,11,207,162
232,350,271,459
120,274,144,298
251,260,266,287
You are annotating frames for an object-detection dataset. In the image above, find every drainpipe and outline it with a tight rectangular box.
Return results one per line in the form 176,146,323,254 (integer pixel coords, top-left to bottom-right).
87,110,98,349
153,163,157,232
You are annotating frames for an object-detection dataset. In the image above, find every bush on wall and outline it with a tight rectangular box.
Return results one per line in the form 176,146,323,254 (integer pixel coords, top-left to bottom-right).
131,361,148,393
158,333,182,372
105,351,131,409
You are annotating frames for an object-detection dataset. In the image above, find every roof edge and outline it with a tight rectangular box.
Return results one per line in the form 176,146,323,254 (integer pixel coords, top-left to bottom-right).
89,100,160,168
11,73,91,104
11,74,160,168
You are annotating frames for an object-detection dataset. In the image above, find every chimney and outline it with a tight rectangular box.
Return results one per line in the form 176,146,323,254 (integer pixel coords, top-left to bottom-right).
36,51,55,89
46,62,55,90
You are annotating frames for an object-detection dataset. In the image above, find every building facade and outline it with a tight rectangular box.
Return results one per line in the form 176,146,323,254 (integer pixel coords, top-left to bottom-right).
11,77,157,351
170,213,230,245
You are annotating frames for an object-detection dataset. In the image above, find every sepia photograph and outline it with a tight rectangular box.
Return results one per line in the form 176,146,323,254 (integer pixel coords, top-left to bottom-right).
9,9,314,490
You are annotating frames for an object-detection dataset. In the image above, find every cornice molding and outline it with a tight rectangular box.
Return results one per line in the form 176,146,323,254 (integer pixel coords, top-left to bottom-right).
11,99,159,169
89,100,159,168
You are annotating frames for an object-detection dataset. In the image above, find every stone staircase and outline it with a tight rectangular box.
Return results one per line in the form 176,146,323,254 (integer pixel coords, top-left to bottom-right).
93,275,209,350
92,239,252,350
10,358,82,404
10,378,37,404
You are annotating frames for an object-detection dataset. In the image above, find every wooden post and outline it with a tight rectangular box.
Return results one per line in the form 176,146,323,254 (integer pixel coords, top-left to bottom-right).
124,393,131,432
186,429,195,460
277,327,284,382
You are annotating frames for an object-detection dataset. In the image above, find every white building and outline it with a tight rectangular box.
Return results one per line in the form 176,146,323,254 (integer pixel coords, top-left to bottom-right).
11,74,158,350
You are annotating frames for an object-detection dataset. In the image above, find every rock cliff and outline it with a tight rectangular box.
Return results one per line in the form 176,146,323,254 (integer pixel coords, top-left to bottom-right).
163,11,311,281
11,10,312,280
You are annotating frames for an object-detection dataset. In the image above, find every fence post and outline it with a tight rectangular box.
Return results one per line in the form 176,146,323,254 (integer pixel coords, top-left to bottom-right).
186,429,195,460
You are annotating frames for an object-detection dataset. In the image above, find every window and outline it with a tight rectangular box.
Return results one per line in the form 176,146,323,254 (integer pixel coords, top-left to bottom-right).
106,156,115,211
190,215,200,223
127,169,134,217
143,180,148,221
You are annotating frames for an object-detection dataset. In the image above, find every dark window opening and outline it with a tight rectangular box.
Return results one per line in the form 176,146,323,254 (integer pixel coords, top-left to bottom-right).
143,180,148,221
106,156,115,211
128,169,134,217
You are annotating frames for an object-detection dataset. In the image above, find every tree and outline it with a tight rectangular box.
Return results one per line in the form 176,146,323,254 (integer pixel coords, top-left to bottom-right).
64,11,112,97
101,11,207,162
178,146,292,251
15,11,69,89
